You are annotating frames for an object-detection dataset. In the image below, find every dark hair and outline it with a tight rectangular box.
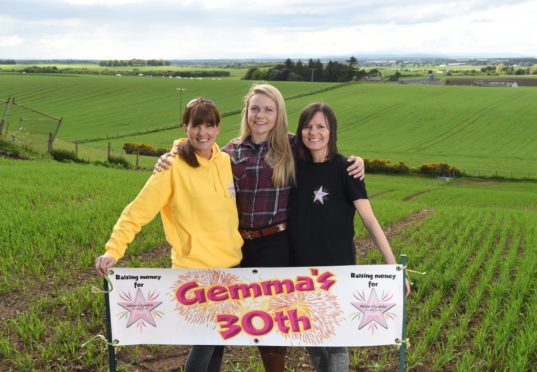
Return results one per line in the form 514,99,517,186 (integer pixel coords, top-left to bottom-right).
296,102,338,162
177,99,220,168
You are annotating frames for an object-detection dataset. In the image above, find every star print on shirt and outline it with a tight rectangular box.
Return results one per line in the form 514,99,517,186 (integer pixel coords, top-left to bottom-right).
312,186,329,205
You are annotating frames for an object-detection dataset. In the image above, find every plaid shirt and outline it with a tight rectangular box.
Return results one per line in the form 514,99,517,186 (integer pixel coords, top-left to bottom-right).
223,135,295,230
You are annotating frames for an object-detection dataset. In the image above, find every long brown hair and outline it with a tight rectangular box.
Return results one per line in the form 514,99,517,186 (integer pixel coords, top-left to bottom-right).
177,99,220,168
239,84,295,187
296,102,339,162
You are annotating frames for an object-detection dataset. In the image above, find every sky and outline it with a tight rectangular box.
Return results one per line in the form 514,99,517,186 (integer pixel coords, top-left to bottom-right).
1,0,537,60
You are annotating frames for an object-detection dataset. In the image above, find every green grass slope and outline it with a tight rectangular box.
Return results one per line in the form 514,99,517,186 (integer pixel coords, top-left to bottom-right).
1,74,536,177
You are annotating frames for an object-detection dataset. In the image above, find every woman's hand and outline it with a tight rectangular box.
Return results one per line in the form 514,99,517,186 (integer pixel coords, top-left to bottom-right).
95,255,117,277
346,155,365,180
405,277,411,298
153,151,177,174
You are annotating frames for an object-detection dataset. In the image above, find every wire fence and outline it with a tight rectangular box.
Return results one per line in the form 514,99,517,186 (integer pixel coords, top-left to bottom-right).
52,139,162,169
461,169,537,181
1,97,62,154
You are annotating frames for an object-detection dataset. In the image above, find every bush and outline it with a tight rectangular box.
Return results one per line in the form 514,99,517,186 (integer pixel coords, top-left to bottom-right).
363,158,409,175
388,71,401,81
392,161,410,174
0,138,34,159
419,163,462,177
123,143,168,157
51,149,77,162
107,155,130,169
50,149,88,164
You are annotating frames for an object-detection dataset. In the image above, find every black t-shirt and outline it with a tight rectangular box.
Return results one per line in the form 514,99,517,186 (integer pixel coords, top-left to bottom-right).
289,155,368,266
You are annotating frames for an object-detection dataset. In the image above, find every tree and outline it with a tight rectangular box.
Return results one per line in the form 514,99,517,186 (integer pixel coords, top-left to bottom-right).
243,67,260,80
368,68,381,77
346,56,358,68
294,60,307,80
284,58,294,70
530,64,537,75
496,63,506,74
388,71,401,81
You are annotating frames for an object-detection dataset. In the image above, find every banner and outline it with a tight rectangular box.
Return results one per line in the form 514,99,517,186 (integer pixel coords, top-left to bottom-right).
107,265,404,347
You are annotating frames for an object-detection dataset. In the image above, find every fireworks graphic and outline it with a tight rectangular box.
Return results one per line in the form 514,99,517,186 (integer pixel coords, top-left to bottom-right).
171,270,242,326
268,290,343,345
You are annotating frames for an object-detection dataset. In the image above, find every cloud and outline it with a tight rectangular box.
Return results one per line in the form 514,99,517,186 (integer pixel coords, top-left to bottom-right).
1,0,536,58
0,36,23,47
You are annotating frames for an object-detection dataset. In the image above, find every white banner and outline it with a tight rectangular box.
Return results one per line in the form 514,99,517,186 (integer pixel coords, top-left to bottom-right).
107,265,404,347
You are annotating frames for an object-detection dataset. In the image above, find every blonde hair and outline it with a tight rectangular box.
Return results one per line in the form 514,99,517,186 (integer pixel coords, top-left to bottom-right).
239,83,295,187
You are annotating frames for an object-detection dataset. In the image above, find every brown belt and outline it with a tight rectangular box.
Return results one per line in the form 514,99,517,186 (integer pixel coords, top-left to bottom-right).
239,222,287,240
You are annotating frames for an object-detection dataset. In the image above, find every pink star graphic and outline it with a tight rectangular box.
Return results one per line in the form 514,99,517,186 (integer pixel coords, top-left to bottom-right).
351,288,396,329
313,186,329,204
118,289,163,328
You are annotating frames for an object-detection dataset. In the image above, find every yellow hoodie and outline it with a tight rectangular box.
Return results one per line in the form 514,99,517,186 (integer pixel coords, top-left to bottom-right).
104,139,243,268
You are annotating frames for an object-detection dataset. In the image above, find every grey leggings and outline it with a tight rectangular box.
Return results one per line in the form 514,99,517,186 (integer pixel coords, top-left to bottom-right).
306,347,349,372
185,345,224,372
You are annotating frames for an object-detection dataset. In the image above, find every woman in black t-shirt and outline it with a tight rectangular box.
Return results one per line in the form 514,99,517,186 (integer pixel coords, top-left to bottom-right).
289,102,411,372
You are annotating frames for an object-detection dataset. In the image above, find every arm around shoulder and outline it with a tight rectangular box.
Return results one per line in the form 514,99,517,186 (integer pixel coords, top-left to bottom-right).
346,155,365,180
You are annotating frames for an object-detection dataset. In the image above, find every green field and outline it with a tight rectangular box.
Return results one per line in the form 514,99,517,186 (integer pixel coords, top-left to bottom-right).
1,66,537,370
1,157,536,370
1,73,536,177
0,63,249,78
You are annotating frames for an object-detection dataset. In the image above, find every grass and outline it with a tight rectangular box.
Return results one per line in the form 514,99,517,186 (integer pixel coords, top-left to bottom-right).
1,71,537,370
0,73,339,141
1,155,537,370
2,74,537,177
0,157,164,291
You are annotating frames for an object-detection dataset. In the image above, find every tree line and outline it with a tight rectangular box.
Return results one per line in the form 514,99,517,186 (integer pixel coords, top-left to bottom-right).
13,65,229,77
482,64,537,75
99,59,172,67
243,57,364,82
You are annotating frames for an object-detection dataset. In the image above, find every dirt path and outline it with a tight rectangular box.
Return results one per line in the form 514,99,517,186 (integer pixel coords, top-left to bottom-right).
355,208,435,261
369,189,396,199
402,190,432,202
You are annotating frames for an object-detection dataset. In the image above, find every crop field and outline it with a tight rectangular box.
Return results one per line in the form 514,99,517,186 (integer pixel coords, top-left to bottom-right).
0,74,338,140
0,63,249,79
1,72,537,369
87,83,537,177
1,156,536,370
1,73,536,177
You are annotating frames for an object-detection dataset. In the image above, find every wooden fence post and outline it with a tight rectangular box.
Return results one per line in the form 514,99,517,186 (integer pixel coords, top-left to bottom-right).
0,97,12,136
48,132,53,154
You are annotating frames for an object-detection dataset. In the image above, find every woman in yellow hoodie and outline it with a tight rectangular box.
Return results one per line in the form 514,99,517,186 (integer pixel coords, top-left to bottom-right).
95,98,243,372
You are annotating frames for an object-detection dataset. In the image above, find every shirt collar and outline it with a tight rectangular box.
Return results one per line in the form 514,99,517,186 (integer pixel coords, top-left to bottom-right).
240,136,267,150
